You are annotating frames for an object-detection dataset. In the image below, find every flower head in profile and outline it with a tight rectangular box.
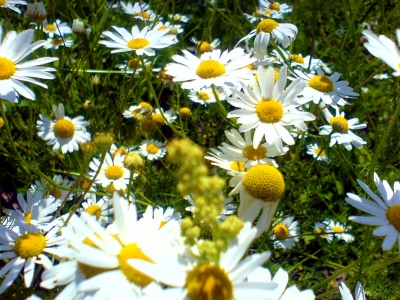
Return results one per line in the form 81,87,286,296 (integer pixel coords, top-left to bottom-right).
319,108,366,151
363,29,400,76
165,48,255,90
37,103,91,154
259,0,292,19
346,173,400,251
120,1,156,21
227,66,315,151
99,25,177,56
0,26,58,102
42,19,72,38
0,0,27,14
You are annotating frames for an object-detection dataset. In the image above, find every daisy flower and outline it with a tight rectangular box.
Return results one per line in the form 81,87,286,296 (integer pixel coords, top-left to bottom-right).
306,143,328,162
0,220,67,294
0,26,58,102
151,107,177,126
78,194,113,226
313,221,333,243
117,58,160,75
190,37,221,54
345,173,400,250
153,21,183,36
373,73,389,80
33,174,74,204
259,1,292,17
122,102,152,119
169,13,189,23
272,48,322,71
363,29,400,76
110,143,137,157
227,66,315,151
37,103,91,154
89,153,131,191
120,1,156,22
99,25,177,56
189,86,228,106
217,129,288,168
319,108,367,151
0,0,27,14
339,282,366,300
165,48,255,90
244,11,264,24
294,68,359,108
43,36,73,49
128,222,279,299
326,220,354,243
42,19,72,38
271,216,300,249
139,139,166,161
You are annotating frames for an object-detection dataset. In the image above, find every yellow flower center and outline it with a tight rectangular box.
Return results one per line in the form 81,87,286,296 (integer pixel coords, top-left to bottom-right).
230,161,245,172
51,38,64,45
127,38,150,50
308,75,334,93
142,119,157,133
256,99,284,123
329,116,349,133
14,233,46,258
80,179,91,190
105,165,124,180
139,101,153,113
136,11,150,19
199,91,210,101
45,23,57,32
113,148,128,158
0,57,16,80
256,19,279,34
118,242,154,287
186,263,233,300
269,2,281,11
198,42,212,54
78,236,116,278
273,224,289,239
158,25,169,31
151,114,165,126
24,212,32,225
243,165,285,201
196,60,226,79
313,148,326,157
54,119,75,139
290,54,304,64
107,183,125,195
386,205,400,232
252,10,262,17
146,143,159,154
128,58,140,69
44,188,62,199
332,225,343,233
263,9,271,15
315,227,328,238
85,205,102,219
243,145,267,160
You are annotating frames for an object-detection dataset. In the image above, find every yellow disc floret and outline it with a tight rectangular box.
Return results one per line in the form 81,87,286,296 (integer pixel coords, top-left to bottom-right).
127,38,150,50
105,165,124,180
329,116,349,133
331,225,343,233
290,54,304,64
273,224,289,239
151,114,165,126
243,145,267,160
230,161,245,172
199,91,210,101
14,233,46,258
256,19,279,34
269,2,281,11
45,188,62,199
0,57,16,80
243,164,285,201
118,243,154,287
256,99,284,123
113,148,128,158
45,24,57,32
128,58,140,69
386,205,400,232
54,119,75,139
196,60,226,79
186,263,233,300
85,205,102,219
146,143,159,154
198,42,212,54
308,75,334,93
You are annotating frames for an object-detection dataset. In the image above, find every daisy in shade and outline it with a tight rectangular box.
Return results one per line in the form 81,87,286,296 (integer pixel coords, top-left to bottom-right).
306,143,328,162
272,48,322,71
151,107,177,126
217,129,288,168
0,0,27,14
120,1,156,22
294,68,359,108
259,1,292,18
128,222,279,300
271,216,300,249
99,25,177,56
169,13,189,23
42,19,72,38
0,25,58,102
89,153,131,191
227,66,315,152
33,174,74,204
165,48,255,90
153,21,183,36
190,37,221,54
37,103,91,154
78,194,113,226
43,36,73,49
345,173,400,251
363,29,400,76
326,220,354,243
319,108,367,151
0,220,68,294
139,139,166,161
339,282,366,300
313,221,333,243
189,86,228,106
